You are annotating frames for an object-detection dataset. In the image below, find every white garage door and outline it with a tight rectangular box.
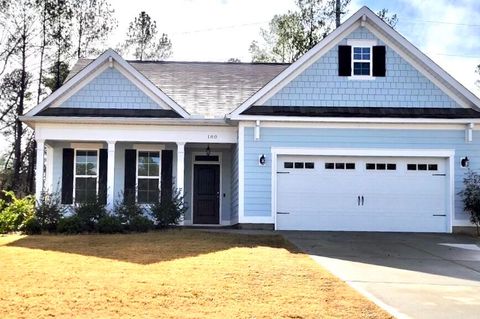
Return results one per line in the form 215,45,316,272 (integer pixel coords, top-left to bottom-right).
276,156,448,232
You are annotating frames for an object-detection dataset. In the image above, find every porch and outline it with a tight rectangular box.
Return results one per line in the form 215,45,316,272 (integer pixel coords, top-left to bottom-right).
34,122,238,226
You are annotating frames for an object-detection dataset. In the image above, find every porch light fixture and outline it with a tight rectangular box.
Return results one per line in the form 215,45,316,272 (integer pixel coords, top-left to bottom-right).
461,156,469,168
259,154,266,166
205,144,211,156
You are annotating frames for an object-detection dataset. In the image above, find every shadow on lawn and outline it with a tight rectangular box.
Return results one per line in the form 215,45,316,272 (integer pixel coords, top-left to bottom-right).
6,229,295,265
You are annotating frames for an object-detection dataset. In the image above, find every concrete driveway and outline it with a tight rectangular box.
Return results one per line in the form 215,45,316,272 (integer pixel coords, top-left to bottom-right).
281,231,480,319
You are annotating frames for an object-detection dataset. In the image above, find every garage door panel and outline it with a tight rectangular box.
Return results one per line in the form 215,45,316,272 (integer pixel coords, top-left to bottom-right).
276,155,448,232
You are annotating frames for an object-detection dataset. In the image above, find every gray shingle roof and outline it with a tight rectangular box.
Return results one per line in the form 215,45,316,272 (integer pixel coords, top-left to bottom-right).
66,59,289,118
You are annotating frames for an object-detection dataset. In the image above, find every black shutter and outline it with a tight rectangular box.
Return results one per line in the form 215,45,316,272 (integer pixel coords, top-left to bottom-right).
61,148,74,204
372,46,386,77
338,45,351,76
124,149,136,203
161,150,173,202
98,149,108,205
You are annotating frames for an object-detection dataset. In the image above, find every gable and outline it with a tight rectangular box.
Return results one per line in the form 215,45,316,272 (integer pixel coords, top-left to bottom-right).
260,27,460,109
59,67,160,109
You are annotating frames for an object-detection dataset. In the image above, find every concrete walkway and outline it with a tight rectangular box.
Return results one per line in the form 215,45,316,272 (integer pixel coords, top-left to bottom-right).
281,231,480,319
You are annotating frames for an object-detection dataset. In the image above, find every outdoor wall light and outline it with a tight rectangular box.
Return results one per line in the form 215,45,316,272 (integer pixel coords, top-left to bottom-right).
461,156,469,168
205,144,211,156
259,154,266,166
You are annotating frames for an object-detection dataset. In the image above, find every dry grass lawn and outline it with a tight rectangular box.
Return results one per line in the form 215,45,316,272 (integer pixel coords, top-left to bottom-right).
0,230,391,318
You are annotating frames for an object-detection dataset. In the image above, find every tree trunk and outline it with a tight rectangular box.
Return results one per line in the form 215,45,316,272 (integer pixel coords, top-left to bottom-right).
12,17,27,192
335,0,341,28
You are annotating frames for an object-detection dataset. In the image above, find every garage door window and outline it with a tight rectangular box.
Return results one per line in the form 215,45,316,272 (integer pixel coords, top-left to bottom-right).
407,163,438,171
284,162,314,169
366,163,396,170
326,162,355,170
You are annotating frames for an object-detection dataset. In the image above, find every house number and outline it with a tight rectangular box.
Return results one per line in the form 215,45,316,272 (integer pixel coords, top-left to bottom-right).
208,134,218,139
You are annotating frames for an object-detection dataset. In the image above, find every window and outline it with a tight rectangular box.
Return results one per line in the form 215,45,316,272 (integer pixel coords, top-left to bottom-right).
352,47,371,76
407,163,439,171
74,150,98,203
305,162,315,169
284,162,294,169
137,151,160,204
366,162,397,171
294,162,304,169
326,162,355,170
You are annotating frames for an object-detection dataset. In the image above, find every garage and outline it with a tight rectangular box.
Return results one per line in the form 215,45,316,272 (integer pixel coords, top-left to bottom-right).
276,155,450,232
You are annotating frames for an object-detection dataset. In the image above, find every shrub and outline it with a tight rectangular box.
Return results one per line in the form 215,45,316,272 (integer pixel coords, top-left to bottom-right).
460,170,480,235
74,196,107,232
0,191,35,233
36,191,64,232
113,192,144,224
97,215,124,234
21,216,42,235
57,215,84,234
128,215,154,232
150,188,187,229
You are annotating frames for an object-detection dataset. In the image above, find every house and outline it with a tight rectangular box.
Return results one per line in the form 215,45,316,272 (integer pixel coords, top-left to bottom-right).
21,6,480,233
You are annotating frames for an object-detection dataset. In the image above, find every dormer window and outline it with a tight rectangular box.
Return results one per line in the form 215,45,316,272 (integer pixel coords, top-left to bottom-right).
352,47,371,76
338,43,386,78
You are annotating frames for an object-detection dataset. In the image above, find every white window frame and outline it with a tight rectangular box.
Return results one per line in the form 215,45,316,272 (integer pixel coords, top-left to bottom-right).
73,148,99,204
136,149,162,204
351,46,373,78
346,39,377,80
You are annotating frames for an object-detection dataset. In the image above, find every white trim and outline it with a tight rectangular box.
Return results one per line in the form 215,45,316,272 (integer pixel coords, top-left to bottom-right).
229,114,480,124
351,45,373,77
135,149,162,204
228,6,480,117
346,39,377,46
70,142,104,149
73,148,100,204
25,49,190,118
191,151,222,225
106,141,116,210
238,123,245,223
35,139,45,204
132,144,165,151
270,147,455,233
248,120,469,130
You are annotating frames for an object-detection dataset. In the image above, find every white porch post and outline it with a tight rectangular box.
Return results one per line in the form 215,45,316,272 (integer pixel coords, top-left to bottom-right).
35,139,45,204
106,141,116,210
176,142,185,195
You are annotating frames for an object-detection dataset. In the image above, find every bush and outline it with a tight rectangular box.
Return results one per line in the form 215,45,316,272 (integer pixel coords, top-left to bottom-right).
36,191,64,232
0,191,35,233
57,215,85,234
74,197,107,232
113,192,144,224
97,215,124,234
150,188,187,229
460,170,480,235
128,215,154,232
21,216,42,235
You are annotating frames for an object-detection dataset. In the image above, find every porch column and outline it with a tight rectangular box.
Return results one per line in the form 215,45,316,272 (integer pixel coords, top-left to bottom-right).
35,139,45,204
176,142,185,195
106,141,116,210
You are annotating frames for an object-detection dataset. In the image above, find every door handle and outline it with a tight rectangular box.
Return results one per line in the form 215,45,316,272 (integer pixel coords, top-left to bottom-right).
361,196,364,206
357,196,360,206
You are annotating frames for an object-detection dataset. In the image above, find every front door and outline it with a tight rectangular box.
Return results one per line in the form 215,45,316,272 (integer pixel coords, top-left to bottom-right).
193,164,220,224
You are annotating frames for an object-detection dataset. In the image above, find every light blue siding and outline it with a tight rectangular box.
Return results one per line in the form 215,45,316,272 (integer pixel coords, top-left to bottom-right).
244,127,477,220
61,68,160,109
263,27,459,108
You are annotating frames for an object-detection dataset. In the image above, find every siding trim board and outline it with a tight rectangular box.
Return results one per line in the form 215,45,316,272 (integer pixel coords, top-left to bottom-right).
38,107,182,118
243,106,480,118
